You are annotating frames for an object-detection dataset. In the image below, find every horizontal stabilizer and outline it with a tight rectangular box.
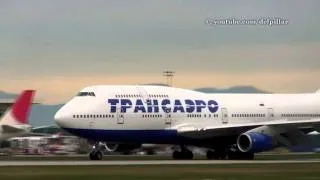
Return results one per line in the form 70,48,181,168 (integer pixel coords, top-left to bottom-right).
1,125,26,133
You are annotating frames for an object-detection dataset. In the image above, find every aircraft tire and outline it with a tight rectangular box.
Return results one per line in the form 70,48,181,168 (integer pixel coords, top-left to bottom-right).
172,150,182,160
206,150,214,160
172,150,193,160
207,149,227,160
89,150,103,160
95,150,103,160
89,151,96,160
185,150,193,160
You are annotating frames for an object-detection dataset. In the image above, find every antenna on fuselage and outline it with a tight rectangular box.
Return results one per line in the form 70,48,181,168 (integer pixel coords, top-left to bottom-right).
163,70,175,87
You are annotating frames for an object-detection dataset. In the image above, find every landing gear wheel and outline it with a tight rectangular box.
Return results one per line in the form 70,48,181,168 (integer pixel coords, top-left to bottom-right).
89,151,95,160
89,150,103,160
172,151,181,160
95,150,103,160
185,150,193,160
172,148,193,160
206,150,214,160
206,149,227,160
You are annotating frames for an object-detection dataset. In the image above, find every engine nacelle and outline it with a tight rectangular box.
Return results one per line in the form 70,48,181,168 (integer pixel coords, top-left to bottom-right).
104,143,142,153
237,132,274,153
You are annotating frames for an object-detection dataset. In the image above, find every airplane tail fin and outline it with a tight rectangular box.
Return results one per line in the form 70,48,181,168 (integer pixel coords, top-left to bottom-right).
0,90,36,125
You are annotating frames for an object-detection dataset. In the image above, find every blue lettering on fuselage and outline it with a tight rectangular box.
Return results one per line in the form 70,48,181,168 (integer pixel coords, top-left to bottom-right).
134,99,146,113
107,99,219,113
173,100,185,113
120,99,132,113
108,99,119,113
161,99,171,113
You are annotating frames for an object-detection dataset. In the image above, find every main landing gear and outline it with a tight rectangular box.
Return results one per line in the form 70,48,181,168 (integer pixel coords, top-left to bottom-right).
172,146,194,160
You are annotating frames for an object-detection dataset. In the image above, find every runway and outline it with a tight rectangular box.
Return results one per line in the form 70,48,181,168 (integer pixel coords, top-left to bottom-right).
0,159,320,166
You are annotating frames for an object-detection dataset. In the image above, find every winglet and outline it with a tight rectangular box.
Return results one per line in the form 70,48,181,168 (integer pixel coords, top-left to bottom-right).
11,90,35,124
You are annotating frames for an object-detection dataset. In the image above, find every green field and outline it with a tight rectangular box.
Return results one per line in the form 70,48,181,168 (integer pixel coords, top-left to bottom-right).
0,163,319,180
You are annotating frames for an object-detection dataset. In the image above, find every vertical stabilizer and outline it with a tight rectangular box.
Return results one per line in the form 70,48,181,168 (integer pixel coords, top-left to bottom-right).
0,90,35,125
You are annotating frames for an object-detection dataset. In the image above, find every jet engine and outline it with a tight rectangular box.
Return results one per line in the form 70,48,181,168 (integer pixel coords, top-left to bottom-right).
237,132,274,153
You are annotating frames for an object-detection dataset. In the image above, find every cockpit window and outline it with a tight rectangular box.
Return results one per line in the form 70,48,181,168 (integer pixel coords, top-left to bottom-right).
77,92,96,97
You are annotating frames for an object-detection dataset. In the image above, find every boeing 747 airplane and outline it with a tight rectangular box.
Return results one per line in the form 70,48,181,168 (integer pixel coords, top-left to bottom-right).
54,85,320,160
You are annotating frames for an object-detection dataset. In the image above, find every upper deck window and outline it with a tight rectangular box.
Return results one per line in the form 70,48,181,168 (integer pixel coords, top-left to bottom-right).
77,92,96,97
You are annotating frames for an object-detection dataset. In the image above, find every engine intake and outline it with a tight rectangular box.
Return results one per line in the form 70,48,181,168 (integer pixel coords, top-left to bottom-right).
237,132,274,153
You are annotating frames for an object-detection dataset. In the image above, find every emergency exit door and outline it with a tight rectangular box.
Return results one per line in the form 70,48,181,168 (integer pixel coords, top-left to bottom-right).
165,113,171,125
116,106,124,124
267,108,275,121
221,108,228,124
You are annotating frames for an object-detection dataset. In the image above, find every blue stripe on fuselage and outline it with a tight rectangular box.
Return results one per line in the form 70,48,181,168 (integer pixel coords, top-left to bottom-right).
63,128,182,144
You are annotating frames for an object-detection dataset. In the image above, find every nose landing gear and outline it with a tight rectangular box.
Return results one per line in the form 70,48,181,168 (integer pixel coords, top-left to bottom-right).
89,150,103,160
89,142,105,160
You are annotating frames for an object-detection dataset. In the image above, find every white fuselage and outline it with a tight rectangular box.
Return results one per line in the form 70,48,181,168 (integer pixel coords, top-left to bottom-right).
55,85,320,144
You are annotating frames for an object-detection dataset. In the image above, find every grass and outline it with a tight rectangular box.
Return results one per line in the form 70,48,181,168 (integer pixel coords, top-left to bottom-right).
0,164,319,180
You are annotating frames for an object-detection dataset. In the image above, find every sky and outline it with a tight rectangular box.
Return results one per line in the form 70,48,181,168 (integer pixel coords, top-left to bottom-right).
1,0,320,104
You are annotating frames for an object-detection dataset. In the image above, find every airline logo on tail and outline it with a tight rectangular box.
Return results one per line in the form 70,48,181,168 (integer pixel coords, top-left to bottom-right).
1,90,35,125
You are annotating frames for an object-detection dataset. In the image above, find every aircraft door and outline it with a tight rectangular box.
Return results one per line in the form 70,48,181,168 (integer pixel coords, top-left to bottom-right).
164,112,172,125
221,107,228,124
267,108,275,121
116,106,124,124
89,115,95,128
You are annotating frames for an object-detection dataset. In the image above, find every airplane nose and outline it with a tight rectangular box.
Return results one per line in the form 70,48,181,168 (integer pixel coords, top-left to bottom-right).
54,109,67,127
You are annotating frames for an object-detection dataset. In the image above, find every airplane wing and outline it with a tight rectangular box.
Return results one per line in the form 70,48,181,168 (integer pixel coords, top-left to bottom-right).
175,119,320,139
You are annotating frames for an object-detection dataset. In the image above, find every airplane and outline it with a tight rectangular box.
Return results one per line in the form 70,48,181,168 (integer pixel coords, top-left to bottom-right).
54,85,320,160
0,90,35,140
